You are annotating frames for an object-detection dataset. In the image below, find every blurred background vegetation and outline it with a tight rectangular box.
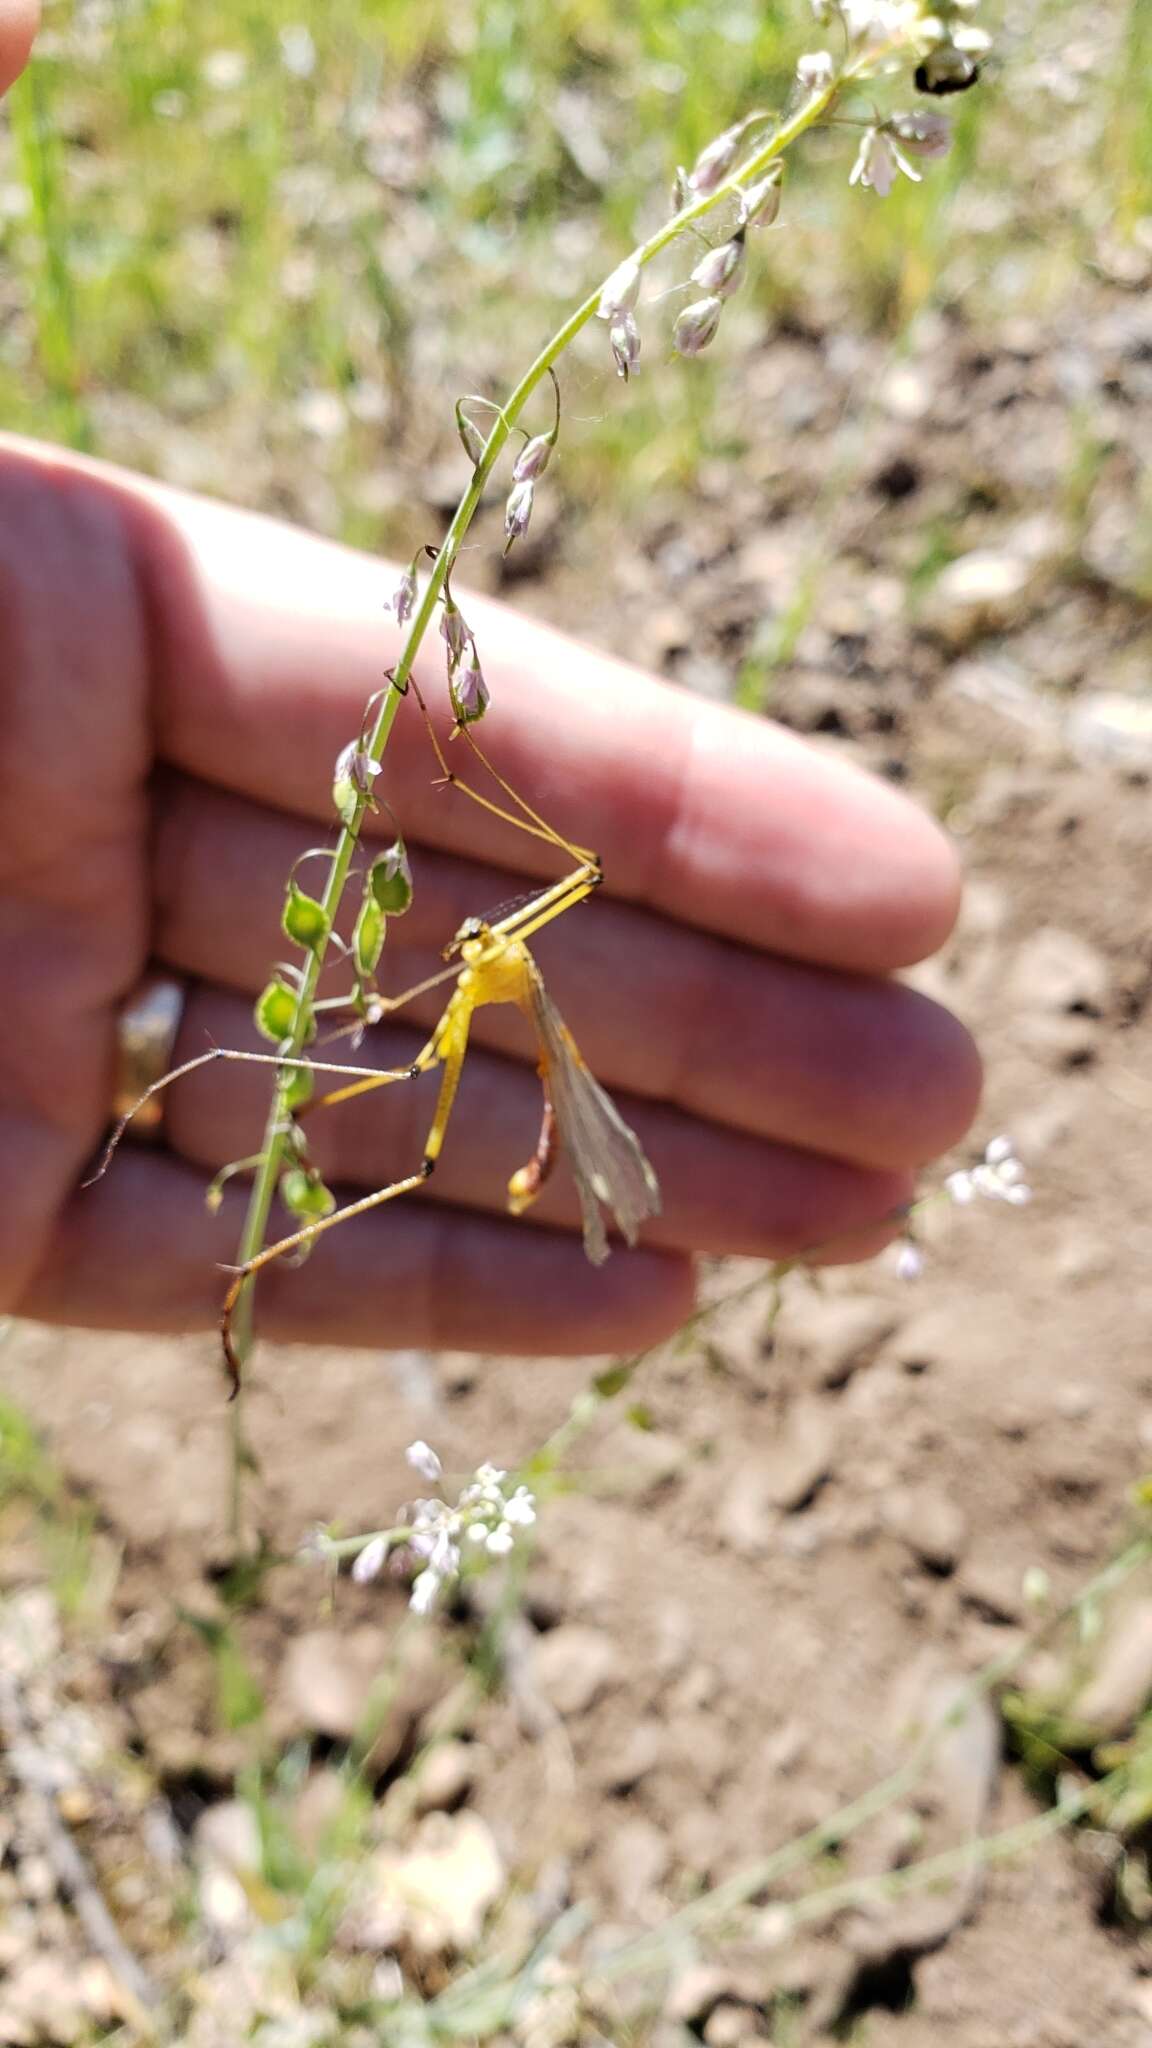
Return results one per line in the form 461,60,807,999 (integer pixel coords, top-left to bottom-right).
1,0,1147,555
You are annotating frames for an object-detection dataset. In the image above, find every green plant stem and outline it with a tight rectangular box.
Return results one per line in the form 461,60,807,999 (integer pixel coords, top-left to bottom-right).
224,80,841,1535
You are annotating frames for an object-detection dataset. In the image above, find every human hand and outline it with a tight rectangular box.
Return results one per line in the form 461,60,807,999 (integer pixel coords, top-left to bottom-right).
0,438,980,1355
0,0,36,93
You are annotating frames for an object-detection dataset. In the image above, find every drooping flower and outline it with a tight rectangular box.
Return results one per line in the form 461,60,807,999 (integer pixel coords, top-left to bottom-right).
449,638,490,725
385,564,418,625
513,432,554,483
609,313,641,381
673,295,724,357
690,236,747,300
504,478,535,552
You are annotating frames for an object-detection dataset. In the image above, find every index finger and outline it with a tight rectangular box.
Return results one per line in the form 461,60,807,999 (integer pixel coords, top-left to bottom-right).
0,0,38,94
5,437,960,972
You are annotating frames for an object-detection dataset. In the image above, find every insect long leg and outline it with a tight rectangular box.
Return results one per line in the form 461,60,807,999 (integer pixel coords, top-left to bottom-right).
84,1045,407,1186
220,998,476,1390
405,670,596,867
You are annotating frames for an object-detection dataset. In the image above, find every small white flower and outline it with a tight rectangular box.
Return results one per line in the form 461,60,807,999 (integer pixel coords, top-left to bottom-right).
503,1487,537,1528
947,1138,1031,1209
429,1527,460,1577
351,1535,388,1585
409,1569,441,1617
486,1524,515,1557
841,0,924,47
406,1440,443,1485
796,51,836,90
849,125,920,198
895,1240,924,1281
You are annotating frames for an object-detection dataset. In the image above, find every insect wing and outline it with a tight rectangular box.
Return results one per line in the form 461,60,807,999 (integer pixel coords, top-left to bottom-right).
528,973,660,1265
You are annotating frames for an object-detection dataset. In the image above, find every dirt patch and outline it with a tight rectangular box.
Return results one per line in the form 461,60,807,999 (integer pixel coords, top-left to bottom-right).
4,286,1152,2041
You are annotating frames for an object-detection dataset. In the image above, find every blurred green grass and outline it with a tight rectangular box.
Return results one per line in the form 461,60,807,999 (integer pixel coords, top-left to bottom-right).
0,0,1147,544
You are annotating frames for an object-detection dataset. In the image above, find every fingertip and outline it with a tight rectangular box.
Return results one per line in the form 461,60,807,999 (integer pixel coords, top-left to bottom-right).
871,797,964,970
0,0,39,95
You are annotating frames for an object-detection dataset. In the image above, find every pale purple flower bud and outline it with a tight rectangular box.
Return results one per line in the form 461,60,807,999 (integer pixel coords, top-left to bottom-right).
406,1440,443,1484
688,122,745,197
609,313,641,381
385,566,418,624
690,236,747,300
352,1534,388,1584
450,640,490,725
673,295,723,358
740,164,784,229
888,109,952,159
513,433,553,483
503,478,535,551
597,256,641,321
439,603,470,662
796,51,836,91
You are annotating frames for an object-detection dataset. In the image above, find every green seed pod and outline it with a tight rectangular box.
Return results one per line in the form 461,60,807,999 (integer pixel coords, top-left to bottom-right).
280,1166,337,1220
283,882,331,953
353,897,386,978
255,977,298,1043
281,1062,314,1113
368,839,414,915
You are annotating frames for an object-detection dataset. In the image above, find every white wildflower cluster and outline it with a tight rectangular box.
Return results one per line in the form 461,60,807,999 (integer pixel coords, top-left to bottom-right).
946,1136,1032,1208
804,0,990,202
894,1134,1030,1280
353,1442,538,1619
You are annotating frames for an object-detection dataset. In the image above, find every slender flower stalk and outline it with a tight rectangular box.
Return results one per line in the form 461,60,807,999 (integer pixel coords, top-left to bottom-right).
226,77,847,1425
225,2,988,1537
